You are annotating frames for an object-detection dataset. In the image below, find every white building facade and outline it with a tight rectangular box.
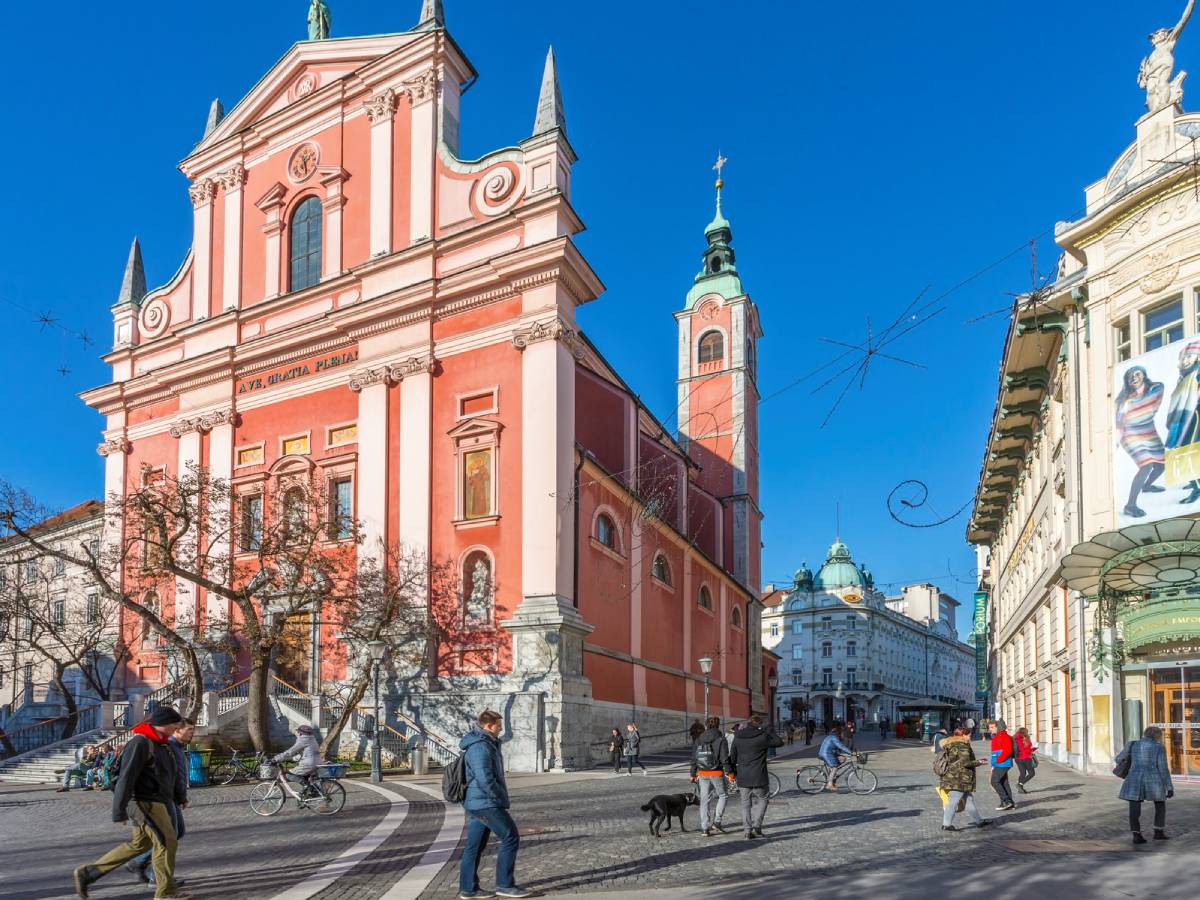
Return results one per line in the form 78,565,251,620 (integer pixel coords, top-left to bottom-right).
762,539,975,727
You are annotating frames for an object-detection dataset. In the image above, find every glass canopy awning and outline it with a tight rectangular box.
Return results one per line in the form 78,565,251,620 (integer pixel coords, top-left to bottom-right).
1062,517,1200,596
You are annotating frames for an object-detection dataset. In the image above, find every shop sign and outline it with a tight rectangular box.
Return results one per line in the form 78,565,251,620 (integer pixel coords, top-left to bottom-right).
1121,597,1200,650
973,591,987,634
975,638,988,698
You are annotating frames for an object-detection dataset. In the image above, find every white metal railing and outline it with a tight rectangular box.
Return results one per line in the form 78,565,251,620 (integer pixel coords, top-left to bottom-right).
217,679,250,714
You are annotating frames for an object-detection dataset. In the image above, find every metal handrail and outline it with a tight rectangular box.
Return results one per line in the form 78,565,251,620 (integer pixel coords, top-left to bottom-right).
0,705,101,758
217,678,251,714
269,675,314,720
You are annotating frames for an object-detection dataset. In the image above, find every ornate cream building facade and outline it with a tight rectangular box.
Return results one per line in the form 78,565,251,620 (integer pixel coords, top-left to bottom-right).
971,6,1200,778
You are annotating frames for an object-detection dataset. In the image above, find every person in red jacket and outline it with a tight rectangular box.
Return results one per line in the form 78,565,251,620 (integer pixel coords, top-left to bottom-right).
1014,727,1037,794
987,720,1018,811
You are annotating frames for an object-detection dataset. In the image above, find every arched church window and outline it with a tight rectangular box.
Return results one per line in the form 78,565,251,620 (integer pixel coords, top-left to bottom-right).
289,196,323,292
651,553,672,585
596,513,617,550
698,330,724,364
709,256,722,273
731,606,742,628
462,549,494,627
698,585,712,610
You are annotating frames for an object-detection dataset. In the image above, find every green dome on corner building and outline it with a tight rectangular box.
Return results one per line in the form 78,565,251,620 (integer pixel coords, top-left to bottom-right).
813,539,864,591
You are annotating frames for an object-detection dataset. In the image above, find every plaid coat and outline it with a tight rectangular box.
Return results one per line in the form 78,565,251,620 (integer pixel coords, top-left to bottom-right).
1116,739,1173,802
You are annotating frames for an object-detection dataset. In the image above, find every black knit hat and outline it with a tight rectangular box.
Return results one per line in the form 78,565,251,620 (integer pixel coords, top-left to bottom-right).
146,707,184,726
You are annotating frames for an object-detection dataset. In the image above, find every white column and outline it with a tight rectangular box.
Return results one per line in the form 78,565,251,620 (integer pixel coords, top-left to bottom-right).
97,434,130,574
218,166,246,312
173,425,201,627
404,70,438,245
396,361,432,558
350,369,391,558
188,178,216,321
207,415,235,626
255,184,287,300
517,323,576,601
320,167,349,278
364,89,396,257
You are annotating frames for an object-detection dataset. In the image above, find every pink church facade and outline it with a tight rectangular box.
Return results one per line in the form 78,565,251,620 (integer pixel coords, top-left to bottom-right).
82,5,764,768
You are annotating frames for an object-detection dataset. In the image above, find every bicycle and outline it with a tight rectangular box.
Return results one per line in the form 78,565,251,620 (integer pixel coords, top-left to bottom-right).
210,750,269,786
248,762,347,816
693,770,783,800
794,752,877,795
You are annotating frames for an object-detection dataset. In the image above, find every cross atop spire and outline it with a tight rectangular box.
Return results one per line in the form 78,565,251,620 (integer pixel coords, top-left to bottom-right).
116,238,147,307
415,0,444,30
531,46,567,138
706,152,731,236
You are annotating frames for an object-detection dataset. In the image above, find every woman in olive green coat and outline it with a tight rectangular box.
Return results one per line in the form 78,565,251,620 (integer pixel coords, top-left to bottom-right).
939,729,993,831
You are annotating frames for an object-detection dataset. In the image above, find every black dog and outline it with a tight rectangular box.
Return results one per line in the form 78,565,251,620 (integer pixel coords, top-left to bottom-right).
641,793,699,837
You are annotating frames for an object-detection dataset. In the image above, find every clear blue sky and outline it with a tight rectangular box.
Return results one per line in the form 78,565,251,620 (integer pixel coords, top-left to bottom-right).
0,2,1183,633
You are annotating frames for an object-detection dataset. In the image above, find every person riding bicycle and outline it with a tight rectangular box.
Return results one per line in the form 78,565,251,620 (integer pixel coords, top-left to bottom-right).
818,724,853,791
271,724,323,796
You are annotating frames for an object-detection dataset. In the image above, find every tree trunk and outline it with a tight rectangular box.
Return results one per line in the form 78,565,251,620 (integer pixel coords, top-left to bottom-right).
246,654,271,752
319,674,371,758
54,665,79,742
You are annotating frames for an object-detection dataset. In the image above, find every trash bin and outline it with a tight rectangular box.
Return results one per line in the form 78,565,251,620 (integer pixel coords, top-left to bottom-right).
410,745,428,776
187,749,212,787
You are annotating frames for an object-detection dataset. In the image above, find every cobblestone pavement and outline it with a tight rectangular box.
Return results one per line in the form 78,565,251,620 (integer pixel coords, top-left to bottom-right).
4,736,1196,899
421,734,1198,900
0,777,447,900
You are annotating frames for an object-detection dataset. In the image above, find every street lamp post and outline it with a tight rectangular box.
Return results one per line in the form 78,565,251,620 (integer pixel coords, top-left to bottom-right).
835,680,845,721
698,655,714,721
367,639,386,784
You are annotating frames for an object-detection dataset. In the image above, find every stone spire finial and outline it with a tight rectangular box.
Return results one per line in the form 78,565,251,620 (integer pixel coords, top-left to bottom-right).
203,98,225,139
415,0,444,30
531,46,566,137
117,238,147,306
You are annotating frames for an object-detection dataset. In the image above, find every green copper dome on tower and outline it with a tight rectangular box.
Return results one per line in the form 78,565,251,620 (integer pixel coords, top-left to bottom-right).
685,156,744,308
813,538,865,590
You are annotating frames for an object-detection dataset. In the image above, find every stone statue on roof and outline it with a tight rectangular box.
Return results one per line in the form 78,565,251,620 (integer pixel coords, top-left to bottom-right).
1139,0,1194,112
308,0,332,41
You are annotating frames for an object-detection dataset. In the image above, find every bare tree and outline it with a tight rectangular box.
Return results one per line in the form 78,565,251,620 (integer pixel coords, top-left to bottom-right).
0,562,128,740
318,544,449,756
0,482,206,722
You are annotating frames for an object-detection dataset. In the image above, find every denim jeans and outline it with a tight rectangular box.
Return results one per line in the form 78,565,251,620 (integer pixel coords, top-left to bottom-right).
942,791,982,827
62,763,89,789
697,776,727,830
459,806,519,894
739,786,769,835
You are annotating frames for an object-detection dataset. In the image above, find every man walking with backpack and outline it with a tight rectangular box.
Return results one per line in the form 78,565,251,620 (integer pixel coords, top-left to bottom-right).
690,716,731,837
126,717,194,887
729,715,784,840
455,710,530,899
73,707,187,899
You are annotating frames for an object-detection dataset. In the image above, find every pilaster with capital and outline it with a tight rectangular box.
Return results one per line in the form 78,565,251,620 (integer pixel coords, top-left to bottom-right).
218,165,248,311
365,88,396,256
189,178,217,322
255,183,288,299
407,68,440,244
319,166,350,277
511,316,586,360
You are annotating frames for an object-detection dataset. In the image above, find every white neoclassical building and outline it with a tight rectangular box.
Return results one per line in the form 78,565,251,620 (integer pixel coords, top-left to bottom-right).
762,539,975,727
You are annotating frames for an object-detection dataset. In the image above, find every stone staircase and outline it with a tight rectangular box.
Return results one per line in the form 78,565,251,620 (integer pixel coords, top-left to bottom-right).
0,728,129,784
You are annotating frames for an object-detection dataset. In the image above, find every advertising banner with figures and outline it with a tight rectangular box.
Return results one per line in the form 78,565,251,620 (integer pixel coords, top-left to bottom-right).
1114,336,1200,526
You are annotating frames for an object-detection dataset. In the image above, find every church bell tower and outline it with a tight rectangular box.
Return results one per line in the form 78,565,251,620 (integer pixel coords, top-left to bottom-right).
675,158,763,591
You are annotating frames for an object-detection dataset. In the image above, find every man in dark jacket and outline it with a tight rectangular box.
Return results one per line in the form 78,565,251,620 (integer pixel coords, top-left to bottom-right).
458,709,530,899
128,717,193,886
730,715,784,839
74,706,186,899
690,716,731,836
